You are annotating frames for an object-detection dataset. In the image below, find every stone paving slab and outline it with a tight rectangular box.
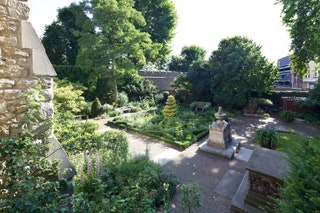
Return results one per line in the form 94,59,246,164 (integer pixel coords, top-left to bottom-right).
234,147,253,162
215,170,244,199
152,148,181,166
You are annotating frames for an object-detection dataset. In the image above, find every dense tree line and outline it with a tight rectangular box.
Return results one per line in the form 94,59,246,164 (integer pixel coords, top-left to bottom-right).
171,37,278,109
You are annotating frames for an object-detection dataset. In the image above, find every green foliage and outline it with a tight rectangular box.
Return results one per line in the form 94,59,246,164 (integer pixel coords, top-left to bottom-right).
169,45,207,72
109,107,212,148
90,97,103,118
133,0,177,67
117,92,129,107
277,0,320,77
73,153,178,212
0,90,71,212
154,91,170,107
118,71,158,102
254,128,278,149
208,36,278,109
53,78,87,115
42,2,92,66
279,110,295,123
54,111,102,154
163,95,177,117
275,140,320,212
181,182,202,213
77,0,158,104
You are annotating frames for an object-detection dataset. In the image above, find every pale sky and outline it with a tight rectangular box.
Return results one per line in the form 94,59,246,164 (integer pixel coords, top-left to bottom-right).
28,0,291,63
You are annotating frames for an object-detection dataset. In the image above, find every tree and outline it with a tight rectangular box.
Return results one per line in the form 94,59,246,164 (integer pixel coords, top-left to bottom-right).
77,0,157,104
133,0,177,67
169,45,207,72
185,60,211,101
42,2,92,65
277,0,320,77
208,36,278,109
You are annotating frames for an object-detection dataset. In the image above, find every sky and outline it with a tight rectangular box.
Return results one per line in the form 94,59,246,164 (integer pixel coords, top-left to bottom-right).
28,0,291,63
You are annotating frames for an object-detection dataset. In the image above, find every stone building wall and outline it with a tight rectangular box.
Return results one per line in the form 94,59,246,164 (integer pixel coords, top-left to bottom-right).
0,0,55,136
0,0,75,188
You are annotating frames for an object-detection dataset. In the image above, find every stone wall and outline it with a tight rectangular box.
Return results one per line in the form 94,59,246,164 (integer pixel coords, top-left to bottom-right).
0,0,55,136
138,70,184,91
0,0,76,189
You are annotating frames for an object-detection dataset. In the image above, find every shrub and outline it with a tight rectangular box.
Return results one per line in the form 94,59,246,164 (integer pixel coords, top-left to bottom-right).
73,154,179,212
163,95,177,117
53,78,87,115
154,91,170,107
117,92,129,107
254,127,277,149
91,97,103,118
279,110,295,123
54,111,102,154
0,91,71,212
275,140,320,212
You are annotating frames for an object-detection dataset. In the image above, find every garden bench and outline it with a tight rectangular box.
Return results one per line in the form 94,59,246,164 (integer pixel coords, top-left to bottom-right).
116,107,135,114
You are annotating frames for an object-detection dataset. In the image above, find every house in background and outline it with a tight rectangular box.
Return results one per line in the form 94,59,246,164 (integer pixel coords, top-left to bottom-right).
276,56,302,88
303,61,319,89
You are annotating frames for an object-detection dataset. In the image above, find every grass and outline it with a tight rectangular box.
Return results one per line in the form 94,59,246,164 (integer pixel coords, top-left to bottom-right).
276,133,320,153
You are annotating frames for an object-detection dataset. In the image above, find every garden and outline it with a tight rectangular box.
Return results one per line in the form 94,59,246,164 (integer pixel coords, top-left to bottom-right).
2,0,320,211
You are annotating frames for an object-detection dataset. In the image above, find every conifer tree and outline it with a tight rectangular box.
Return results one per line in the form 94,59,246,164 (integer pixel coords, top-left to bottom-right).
163,95,177,117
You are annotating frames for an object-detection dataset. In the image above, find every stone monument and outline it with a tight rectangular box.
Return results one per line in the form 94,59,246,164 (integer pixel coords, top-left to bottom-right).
199,106,240,158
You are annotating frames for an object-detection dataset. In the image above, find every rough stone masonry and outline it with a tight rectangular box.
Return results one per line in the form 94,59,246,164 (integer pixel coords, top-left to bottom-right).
0,0,75,190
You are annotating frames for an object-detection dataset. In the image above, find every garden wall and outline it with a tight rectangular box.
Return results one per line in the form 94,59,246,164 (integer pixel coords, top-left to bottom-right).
138,70,184,91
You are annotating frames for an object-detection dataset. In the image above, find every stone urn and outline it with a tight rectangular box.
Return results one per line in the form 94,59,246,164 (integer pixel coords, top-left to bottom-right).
214,106,226,122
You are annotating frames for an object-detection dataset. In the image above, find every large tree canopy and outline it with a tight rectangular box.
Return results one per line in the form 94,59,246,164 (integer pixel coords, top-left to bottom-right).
76,0,157,103
208,36,278,109
169,45,206,72
42,3,91,65
133,0,177,67
277,0,320,77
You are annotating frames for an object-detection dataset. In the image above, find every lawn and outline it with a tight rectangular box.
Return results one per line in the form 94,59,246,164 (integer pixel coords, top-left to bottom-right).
276,133,320,153
108,106,217,148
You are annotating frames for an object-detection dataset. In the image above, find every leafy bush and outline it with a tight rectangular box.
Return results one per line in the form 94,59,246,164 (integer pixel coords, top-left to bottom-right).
54,111,103,154
53,78,87,115
254,127,277,149
154,91,170,107
275,140,320,212
0,91,71,212
73,154,178,212
279,110,295,123
91,97,104,118
117,92,129,107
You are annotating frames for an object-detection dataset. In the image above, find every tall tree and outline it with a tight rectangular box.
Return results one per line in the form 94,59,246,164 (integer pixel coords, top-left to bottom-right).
169,45,206,72
77,0,157,104
42,2,91,66
277,0,320,77
133,0,177,67
208,36,278,109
